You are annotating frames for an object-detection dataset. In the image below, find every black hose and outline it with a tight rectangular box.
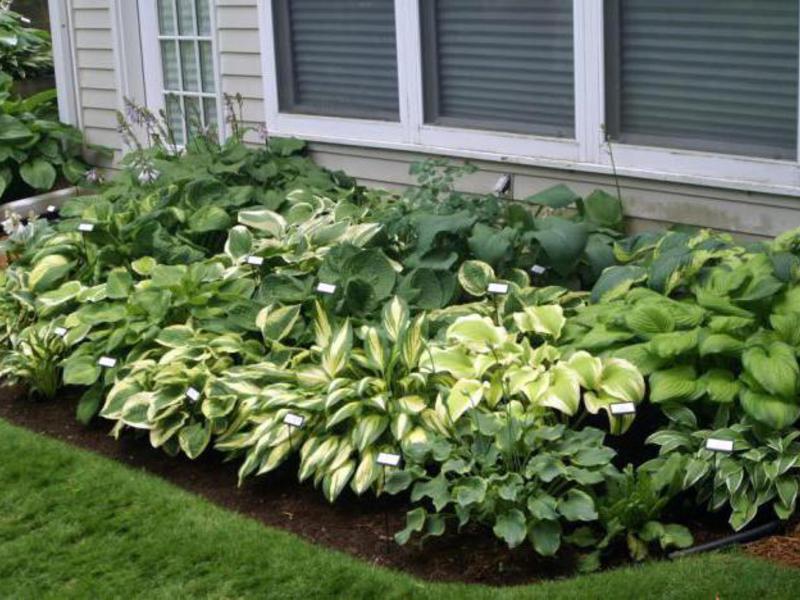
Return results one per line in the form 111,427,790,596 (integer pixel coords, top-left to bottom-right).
668,520,782,560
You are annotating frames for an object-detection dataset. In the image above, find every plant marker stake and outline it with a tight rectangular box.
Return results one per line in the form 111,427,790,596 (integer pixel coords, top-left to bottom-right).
487,282,509,295
316,282,336,295
98,356,117,368
283,413,304,451
186,387,201,403
377,453,401,553
609,402,636,416
78,222,95,232
245,255,264,266
54,326,68,337
531,264,547,276
705,438,734,453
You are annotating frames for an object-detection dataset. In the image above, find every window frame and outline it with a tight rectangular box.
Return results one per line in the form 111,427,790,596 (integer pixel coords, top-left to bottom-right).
138,0,225,143
253,0,800,197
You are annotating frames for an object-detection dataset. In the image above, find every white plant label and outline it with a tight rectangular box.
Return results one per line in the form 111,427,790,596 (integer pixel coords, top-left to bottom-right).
98,356,117,368
610,402,636,415
706,438,734,453
78,222,95,232
46,205,57,213
246,255,264,266
487,282,509,294
531,265,547,275
186,387,201,402
283,413,305,428
376,452,401,467
316,282,336,295
54,326,68,337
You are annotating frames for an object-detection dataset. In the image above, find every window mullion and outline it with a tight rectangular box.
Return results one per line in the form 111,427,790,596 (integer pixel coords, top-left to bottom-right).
395,0,423,144
574,0,605,165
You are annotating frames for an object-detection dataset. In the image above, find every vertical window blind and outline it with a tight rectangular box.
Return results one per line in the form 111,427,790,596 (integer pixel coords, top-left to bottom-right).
272,0,400,120
420,0,575,137
606,0,799,160
157,0,218,145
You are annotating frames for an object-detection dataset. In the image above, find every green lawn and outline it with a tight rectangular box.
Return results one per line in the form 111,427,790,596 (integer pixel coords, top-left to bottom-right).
0,419,797,599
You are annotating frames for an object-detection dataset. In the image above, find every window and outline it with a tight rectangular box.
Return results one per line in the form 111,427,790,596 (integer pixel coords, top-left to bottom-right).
421,0,574,137
155,0,218,144
272,0,400,120
605,0,799,160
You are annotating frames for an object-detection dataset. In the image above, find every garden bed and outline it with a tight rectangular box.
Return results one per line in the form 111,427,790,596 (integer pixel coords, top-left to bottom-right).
3,383,791,586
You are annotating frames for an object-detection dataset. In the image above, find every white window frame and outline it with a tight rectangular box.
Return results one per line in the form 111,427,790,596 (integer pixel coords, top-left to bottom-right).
137,0,225,142
256,0,800,197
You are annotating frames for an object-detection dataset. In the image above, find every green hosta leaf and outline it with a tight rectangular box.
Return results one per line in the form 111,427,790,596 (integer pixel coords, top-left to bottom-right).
624,304,675,336
447,379,484,422
513,305,565,339
343,249,397,301
699,333,744,357
739,388,800,430
566,351,603,389
382,296,409,342
524,184,580,208
352,415,388,452
0,114,34,142
702,369,740,404
395,507,426,545
776,477,799,510
527,494,559,521
458,260,495,296
649,329,699,359
224,225,253,259
411,474,450,512
742,342,799,399
540,364,580,416
155,325,194,348
446,314,506,347
188,205,231,233
591,266,648,303
599,358,645,403
20,158,57,191
29,254,73,294
583,189,623,230
62,355,101,386
238,208,287,237
468,224,516,267
529,519,562,557
106,269,133,299
179,422,211,459
493,509,528,548
649,366,699,403
257,304,301,343
557,489,598,522
453,477,487,507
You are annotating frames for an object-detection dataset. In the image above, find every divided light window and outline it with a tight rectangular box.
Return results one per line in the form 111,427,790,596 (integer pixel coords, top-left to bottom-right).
420,0,575,137
605,0,799,160
156,0,218,145
272,0,400,120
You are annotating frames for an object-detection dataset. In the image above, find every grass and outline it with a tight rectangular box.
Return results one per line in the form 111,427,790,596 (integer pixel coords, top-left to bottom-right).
0,419,798,599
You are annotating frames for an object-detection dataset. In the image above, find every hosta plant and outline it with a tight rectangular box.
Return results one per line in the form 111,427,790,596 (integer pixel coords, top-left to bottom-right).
0,5,52,80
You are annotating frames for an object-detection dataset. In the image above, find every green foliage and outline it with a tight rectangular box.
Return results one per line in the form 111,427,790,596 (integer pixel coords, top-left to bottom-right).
0,6,52,80
0,73,94,201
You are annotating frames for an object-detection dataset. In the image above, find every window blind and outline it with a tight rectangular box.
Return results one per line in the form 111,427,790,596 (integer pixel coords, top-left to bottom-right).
606,0,799,160
273,0,399,120
421,0,574,137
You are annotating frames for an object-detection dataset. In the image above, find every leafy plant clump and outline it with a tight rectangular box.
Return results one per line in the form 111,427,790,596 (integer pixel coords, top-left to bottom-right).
0,4,53,81
4,104,800,572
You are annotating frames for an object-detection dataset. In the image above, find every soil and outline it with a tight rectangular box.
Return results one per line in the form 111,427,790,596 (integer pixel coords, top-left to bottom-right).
0,385,797,585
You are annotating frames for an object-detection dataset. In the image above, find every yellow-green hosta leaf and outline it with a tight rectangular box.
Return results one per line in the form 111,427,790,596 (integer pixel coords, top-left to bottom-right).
398,395,427,414
400,315,426,369
155,325,195,348
649,365,699,403
224,224,253,259
36,280,83,311
513,305,566,339
363,326,387,371
382,296,409,342
584,391,635,435
390,413,412,440
352,415,389,452
742,342,799,399
322,320,352,378
419,346,474,378
702,369,740,404
649,329,699,359
566,351,603,389
256,440,293,475
29,254,73,294
313,300,332,347
599,358,645,403
131,256,157,276
447,379,484,422
624,303,675,336
446,314,506,347
458,260,495,296
120,392,155,429
539,364,580,416
351,449,379,495
238,208,287,237
403,426,431,448
323,460,356,502
299,436,340,482
739,388,800,430
257,304,301,343
326,401,361,429
699,333,744,357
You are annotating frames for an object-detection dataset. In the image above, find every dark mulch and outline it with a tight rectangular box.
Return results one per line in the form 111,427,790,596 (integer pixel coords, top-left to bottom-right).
747,524,800,570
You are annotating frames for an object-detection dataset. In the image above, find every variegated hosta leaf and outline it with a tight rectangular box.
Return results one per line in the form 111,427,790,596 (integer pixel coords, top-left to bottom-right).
382,296,409,343
565,351,603,389
155,325,195,348
419,346,474,379
352,449,379,495
398,395,427,414
323,460,356,502
512,305,566,339
299,436,340,482
101,379,144,419
120,392,155,429
391,413,412,440
179,422,211,459
256,304,301,344
224,225,253,259
363,326,387,371
598,358,645,404
256,440,293,475
322,320,352,378
447,379,484,422
458,260,495,297
341,222,382,247
539,364,580,416
584,391,635,435
400,315,426,369
238,208,287,237
446,314,507,347
352,414,389,452
326,401,360,429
